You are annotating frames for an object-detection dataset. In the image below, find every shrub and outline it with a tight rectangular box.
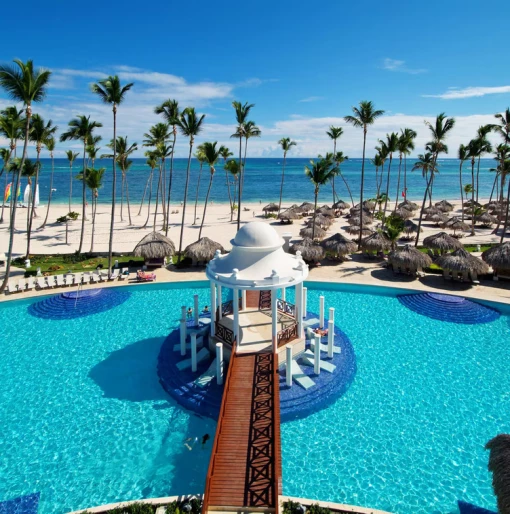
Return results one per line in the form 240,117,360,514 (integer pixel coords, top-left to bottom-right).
56,212,80,223
307,504,331,514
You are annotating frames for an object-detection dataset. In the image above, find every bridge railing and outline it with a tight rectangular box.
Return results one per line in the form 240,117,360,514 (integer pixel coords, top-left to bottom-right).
277,323,298,348
277,298,296,318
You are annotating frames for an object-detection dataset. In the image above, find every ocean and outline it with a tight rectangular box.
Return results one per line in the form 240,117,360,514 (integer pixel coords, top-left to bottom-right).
1,157,500,207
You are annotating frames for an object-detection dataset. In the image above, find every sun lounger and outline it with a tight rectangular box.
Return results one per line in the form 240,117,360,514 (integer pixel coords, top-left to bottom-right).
194,358,217,387
26,278,35,291
46,276,57,288
65,274,75,286
136,270,156,282
91,273,101,283
109,269,120,280
36,277,47,290
6,281,18,294
56,275,65,287
119,268,128,280
81,273,90,285
18,279,26,292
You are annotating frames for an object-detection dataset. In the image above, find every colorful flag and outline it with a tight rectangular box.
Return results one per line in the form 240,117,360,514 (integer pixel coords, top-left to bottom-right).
4,183,11,202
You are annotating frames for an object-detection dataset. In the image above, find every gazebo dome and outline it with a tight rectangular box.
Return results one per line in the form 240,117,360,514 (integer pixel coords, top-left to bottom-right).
232,222,283,249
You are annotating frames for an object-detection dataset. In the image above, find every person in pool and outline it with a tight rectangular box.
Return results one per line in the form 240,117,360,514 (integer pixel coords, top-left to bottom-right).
187,307,193,319
203,305,209,312
202,434,210,447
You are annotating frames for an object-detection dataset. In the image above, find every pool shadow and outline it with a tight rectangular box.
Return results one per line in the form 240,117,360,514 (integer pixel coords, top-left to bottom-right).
89,336,170,403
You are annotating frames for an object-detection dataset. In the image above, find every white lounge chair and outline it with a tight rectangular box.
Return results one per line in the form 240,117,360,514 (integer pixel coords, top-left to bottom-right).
91,273,101,283
82,273,91,285
26,278,35,291
73,273,82,285
36,277,47,290
109,269,120,280
65,274,74,286
56,275,65,287
18,279,26,292
119,268,128,280
46,275,57,288
6,281,18,294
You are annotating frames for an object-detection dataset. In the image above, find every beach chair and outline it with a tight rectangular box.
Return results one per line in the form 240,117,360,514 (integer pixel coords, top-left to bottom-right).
109,269,120,280
81,273,91,285
119,268,128,280
65,274,74,286
72,273,82,285
136,270,156,282
18,279,26,292
36,277,46,290
91,273,101,283
46,275,57,288
56,274,65,287
6,281,18,294
26,277,35,291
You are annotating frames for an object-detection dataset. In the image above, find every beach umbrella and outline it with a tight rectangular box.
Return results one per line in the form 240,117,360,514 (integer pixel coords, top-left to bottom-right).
299,225,326,240
133,231,175,260
321,233,357,257
398,200,419,211
316,206,335,217
445,218,470,235
465,199,482,207
423,231,463,253
426,213,449,225
423,205,441,216
435,199,454,212
348,213,373,226
403,219,420,236
485,434,510,514
345,225,373,236
476,212,497,227
332,200,350,210
262,202,279,212
482,242,510,270
307,213,332,228
360,231,392,252
184,237,225,265
388,244,432,272
393,207,414,220
278,208,300,222
436,248,489,275
289,237,325,262
299,202,315,213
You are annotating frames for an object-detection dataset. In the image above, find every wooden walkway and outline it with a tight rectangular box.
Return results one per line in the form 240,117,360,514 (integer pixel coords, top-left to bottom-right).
203,350,282,513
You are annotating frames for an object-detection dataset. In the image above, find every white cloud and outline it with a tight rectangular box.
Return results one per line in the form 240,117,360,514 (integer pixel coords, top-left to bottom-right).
382,58,427,75
298,96,324,103
423,85,510,100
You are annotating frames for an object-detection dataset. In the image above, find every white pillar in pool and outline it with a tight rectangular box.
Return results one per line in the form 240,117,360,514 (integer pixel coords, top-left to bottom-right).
329,307,335,326
271,288,278,353
194,294,199,326
319,295,325,328
216,342,223,385
191,333,197,372
314,334,321,375
210,283,216,338
281,287,286,302
286,344,293,387
303,287,308,318
217,284,223,320
241,289,247,310
295,281,304,338
327,320,334,359
180,306,187,356
233,287,240,346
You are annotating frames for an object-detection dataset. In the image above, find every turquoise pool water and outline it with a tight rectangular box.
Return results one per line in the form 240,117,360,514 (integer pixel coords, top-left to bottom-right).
0,282,508,513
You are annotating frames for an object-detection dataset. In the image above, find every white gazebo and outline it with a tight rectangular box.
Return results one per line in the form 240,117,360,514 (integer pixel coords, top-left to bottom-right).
206,222,309,356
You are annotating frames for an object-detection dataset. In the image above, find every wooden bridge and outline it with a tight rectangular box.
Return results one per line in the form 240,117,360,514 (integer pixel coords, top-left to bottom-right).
202,348,282,513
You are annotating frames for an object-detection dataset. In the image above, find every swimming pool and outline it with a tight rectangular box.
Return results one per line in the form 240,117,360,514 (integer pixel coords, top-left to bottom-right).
0,282,507,513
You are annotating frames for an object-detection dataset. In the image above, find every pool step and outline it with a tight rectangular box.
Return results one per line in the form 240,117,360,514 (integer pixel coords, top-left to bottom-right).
172,336,204,352
309,339,341,354
300,350,336,373
176,347,210,371
194,358,218,388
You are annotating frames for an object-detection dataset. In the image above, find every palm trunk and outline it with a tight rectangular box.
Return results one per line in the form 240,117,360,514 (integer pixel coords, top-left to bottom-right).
107,106,117,278
160,158,167,230
415,153,438,247
142,168,154,229
358,128,367,249
165,128,176,236
199,169,215,239
375,166,379,200
488,173,498,204
78,141,87,253
278,153,287,214
26,151,41,258
0,147,13,224
125,174,132,225
0,109,31,293
90,194,97,253
394,154,402,210
178,141,194,261
236,137,242,231
476,155,481,203
193,162,203,225
331,140,337,204
378,161,385,198
224,160,233,221
471,158,475,236
153,165,162,231
120,172,124,222
382,154,393,225
340,171,354,206
459,161,465,222
403,154,408,200
137,173,151,216
39,151,54,229
500,175,510,243
312,187,318,240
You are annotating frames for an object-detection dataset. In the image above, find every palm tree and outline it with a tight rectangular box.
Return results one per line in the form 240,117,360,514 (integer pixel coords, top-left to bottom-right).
467,138,482,236
86,134,102,167
379,132,399,222
305,156,337,239
396,128,417,208
91,75,134,276
39,136,56,230
20,159,40,256
344,101,385,247
175,107,205,261
155,99,179,236
0,60,50,292
141,152,157,228
199,142,221,239
151,143,172,231
277,137,296,214
415,113,456,246
225,159,240,213
231,101,254,230
76,167,105,252
219,145,234,219
371,154,384,201
474,125,493,203
193,144,206,225
64,150,79,245
241,120,261,214
326,126,343,203
60,115,102,253
333,151,354,205
457,144,469,222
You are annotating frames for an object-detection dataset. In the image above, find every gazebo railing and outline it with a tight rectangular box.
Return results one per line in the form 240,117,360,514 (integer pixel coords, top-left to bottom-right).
277,322,298,348
277,299,296,318
216,323,235,346
221,300,234,317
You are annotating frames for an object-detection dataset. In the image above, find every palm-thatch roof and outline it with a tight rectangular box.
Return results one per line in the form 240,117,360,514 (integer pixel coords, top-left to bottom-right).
316,206,336,217
278,208,300,220
262,202,279,212
299,225,327,240
423,232,463,252
307,213,332,228
485,434,510,514
426,213,449,225
423,205,441,215
345,225,374,236
184,237,225,263
299,202,315,213
436,248,489,274
133,232,175,259
465,199,482,207
482,242,510,270
445,219,470,234
435,199,454,212
393,207,414,220
360,231,392,252
333,200,350,210
388,244,432,269
403,220,420,234
348,213,374,226
321,233,357,256
476,212,497,227
289,237,324,262
398,200,419,211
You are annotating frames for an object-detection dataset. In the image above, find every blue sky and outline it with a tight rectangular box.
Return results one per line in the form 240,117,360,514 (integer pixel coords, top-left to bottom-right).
1,0,509,157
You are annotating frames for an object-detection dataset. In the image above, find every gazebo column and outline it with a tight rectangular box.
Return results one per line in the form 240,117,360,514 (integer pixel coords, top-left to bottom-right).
217,284,223,320
281,287,286,302
295,281,304,338
271,288,278,353
210,282,216,338
241,289,247,311
233,287,240,348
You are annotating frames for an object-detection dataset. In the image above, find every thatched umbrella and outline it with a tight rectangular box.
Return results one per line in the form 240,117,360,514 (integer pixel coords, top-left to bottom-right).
333,200,350,210
476,212,497,227
436,248,489,280
388,244,432,274
289,237,324,262
316,206,335,217
278,208,300,223
402,220,420,239
423,205,441,216
393,207,414,220
321,233,357,258
133,232,175,266
262,202,279,213
398,200,419,211
348,213,373,226
360,231,391,254
486,434,510,514
184,237,225,266
423,231,463,255
345,225,373,236
482,242,510,274
426,213,449,225
299,202,315,214
445,218,469,235
307,213,332,228
465,199,482,207
299,225,326,240
435,199,454,212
